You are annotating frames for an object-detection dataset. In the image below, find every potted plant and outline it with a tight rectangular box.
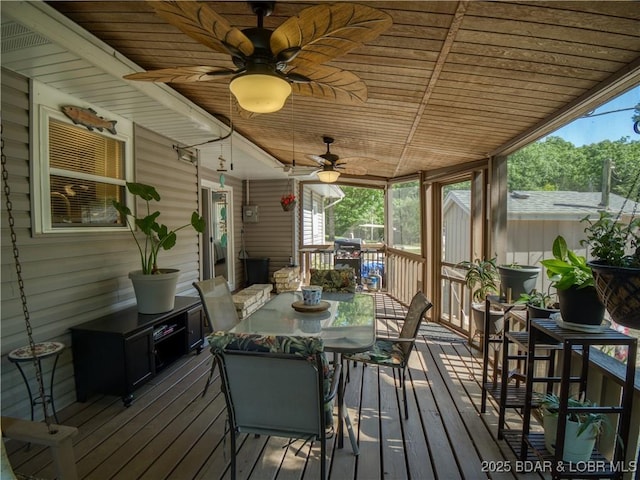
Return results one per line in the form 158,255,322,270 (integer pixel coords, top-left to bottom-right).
497,263,541,303
280,193,296,212
113,182,205,314
540,235,604,326
457,258,504,337
582,208,640,329
516,288,559,319
537,392,614,463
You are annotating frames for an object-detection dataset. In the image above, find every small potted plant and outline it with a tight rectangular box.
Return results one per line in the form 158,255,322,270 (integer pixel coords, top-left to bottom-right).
537,392,614,463
113,182,205,314
540,235,604,326
516,288,559,319
582,208,640,330
457,258,504,337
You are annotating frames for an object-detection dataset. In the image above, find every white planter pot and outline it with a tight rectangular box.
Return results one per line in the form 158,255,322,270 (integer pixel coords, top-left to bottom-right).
543,412,598,463
129,269,180,314
471,303,504,334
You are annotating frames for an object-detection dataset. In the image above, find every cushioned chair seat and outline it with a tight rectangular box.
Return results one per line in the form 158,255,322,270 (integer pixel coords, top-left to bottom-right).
208,332,340,480
343,339,406,366
208,332,335,426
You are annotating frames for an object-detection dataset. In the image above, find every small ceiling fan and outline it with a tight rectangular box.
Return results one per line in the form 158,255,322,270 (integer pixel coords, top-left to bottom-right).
123,1,392,113
307,136,372,182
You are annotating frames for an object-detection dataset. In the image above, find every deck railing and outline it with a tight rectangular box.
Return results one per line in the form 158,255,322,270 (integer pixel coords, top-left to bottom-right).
440,261,472,340
299,246,385,288
385,248,426,306
299,246,426,307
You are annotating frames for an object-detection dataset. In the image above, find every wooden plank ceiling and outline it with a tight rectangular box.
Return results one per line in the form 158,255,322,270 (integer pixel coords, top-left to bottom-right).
47,1,640,181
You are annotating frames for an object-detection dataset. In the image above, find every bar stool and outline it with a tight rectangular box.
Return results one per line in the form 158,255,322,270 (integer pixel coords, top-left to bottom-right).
8,342,65,422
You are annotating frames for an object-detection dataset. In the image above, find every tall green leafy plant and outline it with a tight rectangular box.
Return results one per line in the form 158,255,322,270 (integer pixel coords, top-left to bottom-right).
540,235,593,290
113,182,205,274
457,258,499,302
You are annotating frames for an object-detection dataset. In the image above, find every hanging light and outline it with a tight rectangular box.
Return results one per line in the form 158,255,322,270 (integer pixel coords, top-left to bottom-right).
317,168,341,183
229,64,291,114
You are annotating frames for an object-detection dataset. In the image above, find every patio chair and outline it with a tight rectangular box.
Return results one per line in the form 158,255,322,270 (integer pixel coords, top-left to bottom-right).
342,291,432,419
193,277,240,397
209,332,340,480
309,268,357,293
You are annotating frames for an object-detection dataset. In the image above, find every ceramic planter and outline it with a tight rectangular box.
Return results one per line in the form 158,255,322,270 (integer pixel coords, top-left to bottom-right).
543,412,598,463
129,269,180,314
471,303,504,335
588,260,640,329
557,285,605,326
498,265,541,303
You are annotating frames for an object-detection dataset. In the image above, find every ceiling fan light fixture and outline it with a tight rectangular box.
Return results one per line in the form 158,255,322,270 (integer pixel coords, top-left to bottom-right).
317,169,341,183
229,69,291,113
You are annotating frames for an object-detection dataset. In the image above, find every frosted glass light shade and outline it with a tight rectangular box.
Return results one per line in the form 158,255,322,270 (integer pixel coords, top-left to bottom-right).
229,73,291,113
317,170,341,183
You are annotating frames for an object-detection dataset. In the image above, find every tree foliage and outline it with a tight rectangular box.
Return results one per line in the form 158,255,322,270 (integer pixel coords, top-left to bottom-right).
330,186,384,240
508,136,640,196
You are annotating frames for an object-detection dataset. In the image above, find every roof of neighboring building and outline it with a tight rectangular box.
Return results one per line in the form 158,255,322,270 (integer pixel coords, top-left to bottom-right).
445,190,639,220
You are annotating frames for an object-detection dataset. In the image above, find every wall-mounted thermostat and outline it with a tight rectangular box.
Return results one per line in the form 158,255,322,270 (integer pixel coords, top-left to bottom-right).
243,205,259,223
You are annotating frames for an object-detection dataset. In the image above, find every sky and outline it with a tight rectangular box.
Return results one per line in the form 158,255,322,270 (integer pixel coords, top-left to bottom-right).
544,85,640,147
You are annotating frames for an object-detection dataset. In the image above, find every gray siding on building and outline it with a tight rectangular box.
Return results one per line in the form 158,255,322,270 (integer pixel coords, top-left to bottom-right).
242,179,297,282
1,69,201,420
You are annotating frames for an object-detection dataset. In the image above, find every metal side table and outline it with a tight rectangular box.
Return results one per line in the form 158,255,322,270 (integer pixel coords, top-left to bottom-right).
8,342,65,422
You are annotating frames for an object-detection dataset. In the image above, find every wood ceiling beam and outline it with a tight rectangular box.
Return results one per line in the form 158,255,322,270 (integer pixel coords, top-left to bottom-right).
393,1,470,177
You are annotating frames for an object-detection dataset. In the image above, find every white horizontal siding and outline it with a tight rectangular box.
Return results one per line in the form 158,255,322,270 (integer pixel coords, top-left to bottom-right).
1,69,202,420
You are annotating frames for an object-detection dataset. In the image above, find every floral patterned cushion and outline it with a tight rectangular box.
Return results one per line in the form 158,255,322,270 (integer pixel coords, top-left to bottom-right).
342,339,408,367
309,268,356,293
208,332,334,426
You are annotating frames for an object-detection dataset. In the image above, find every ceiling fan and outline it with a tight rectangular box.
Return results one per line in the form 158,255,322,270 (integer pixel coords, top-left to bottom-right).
124,1,392,113
307,136,371,182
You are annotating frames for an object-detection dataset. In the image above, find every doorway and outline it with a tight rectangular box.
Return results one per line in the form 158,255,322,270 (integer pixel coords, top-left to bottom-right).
201,180,234,290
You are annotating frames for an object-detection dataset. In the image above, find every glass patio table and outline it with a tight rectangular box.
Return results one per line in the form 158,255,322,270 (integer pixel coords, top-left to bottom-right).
231,291,376,454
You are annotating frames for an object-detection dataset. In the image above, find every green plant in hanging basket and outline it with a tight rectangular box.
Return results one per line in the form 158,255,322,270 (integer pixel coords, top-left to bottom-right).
580,172,640,329
113,182,205,274
582,210,640,268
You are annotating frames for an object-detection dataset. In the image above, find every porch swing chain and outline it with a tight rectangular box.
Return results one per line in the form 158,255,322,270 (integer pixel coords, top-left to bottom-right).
1,124,55,430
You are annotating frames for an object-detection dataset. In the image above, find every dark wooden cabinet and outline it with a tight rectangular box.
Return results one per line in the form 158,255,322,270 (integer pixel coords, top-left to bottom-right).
70,296,202,406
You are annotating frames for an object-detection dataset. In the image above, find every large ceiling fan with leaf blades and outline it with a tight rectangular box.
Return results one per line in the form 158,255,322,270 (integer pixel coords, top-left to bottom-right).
124,1,393,113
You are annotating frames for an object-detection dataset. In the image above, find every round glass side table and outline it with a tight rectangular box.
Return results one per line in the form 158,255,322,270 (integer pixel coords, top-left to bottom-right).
8,342,65,422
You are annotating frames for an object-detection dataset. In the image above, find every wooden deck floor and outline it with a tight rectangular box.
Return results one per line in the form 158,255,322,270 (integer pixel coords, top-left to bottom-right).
6,294,545,480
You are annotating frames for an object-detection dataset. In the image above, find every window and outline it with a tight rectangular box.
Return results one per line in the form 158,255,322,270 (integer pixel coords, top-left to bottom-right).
32,81,133,233
388,180,420,253
301,183,384,246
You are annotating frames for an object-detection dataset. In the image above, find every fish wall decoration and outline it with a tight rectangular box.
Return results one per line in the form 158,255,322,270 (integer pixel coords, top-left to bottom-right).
61,105,117,135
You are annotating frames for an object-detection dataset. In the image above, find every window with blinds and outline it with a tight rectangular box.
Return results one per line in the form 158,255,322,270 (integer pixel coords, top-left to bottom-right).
48,119,126,227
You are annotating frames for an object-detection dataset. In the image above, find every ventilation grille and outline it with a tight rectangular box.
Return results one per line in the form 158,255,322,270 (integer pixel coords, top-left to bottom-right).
1,21,51,54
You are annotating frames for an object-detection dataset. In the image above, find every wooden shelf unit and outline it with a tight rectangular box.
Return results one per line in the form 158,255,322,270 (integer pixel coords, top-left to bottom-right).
512,318,637,479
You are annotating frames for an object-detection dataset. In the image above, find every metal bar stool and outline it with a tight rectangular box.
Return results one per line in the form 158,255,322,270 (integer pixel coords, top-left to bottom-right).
8,342,65,422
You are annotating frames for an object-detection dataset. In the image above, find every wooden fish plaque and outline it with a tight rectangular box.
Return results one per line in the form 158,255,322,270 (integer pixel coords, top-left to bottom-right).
61,105,117,135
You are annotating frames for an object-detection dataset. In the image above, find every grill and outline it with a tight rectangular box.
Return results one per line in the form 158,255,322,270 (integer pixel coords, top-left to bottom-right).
334,239,362,284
